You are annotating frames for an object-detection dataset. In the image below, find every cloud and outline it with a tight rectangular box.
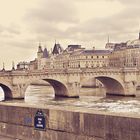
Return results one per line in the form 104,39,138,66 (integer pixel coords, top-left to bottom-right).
113,0,140,6
25,0,78,24
0,23,20,38
64,3,140,43
5,24,20,35
24,0,81,43
24,0,140,45
0,0,140,69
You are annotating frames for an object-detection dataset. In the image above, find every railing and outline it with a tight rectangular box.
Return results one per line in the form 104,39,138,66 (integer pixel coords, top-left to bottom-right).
0,67,139,77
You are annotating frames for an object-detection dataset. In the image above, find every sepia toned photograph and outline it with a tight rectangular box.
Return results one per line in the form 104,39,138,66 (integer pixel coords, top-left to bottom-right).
0,0,140,139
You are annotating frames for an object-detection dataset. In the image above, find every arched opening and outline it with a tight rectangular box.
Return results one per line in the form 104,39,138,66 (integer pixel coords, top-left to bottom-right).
44,79,68,97
95,76,125,95
81,78,103,88
25,79,54,101
25,79,68,102
80,78,105,96
0,87,4,101
0,83,12,100
80,76,124,96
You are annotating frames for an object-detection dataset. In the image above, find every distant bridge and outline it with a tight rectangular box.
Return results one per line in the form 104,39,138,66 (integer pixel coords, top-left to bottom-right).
0,68,139,100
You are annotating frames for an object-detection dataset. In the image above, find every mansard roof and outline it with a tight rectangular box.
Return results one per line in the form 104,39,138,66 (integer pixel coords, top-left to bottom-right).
113,33,140,51
82,50,110,55
126,39,140,47
67,45,81,51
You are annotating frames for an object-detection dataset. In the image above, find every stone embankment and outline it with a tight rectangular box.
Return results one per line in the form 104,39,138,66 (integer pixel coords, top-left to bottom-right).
0,104,139,140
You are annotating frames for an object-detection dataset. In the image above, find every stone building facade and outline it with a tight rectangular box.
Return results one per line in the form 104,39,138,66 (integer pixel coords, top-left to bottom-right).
108,33,140,68
17,62,29,70
26,44,110,71
16,33,140,71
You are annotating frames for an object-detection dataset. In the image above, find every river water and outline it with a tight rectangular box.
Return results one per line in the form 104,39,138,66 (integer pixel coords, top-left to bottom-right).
0,85,140,115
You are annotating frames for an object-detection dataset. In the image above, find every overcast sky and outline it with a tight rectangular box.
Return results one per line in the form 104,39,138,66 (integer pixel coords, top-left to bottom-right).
0,0,140,69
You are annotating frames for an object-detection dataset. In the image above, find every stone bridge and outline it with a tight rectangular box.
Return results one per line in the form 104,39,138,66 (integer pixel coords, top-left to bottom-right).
0,68,139,99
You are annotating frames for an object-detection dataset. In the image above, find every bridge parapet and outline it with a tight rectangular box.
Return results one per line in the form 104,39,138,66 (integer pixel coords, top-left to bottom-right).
0,67,139,75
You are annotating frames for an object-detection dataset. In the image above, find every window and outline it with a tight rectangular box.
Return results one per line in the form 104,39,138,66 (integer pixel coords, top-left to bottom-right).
78,64,80,68
96,64,99,67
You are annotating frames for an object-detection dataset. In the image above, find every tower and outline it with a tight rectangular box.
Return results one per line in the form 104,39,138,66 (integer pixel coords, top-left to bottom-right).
37,43,43,59
107,35,110,43
43,48,49,58
52,42,63,55
2,62,5,71
12,61,15,70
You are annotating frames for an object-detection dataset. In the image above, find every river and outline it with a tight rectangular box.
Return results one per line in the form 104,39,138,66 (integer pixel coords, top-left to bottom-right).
0,85,140,115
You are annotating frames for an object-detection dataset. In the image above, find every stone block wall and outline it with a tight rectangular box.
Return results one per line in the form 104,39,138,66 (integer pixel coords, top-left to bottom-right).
0,105,139,140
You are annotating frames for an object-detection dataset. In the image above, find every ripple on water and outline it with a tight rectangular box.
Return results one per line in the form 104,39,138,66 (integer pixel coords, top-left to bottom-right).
1,85,140,115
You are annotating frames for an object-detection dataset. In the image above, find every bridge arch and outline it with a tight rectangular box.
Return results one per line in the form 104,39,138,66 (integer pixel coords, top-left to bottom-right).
0,82,12,99
95,76,125,95
24,78,69,97
81,76,125,95
44,79,69,97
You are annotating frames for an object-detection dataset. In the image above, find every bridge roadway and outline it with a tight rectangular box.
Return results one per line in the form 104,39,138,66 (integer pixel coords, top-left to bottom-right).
0,67,139,100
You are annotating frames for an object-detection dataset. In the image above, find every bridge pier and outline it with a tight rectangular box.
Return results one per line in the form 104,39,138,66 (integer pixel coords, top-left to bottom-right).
11,84,25,99
55,82,80,98
66,82,80,98
123,81,136,96
106,81,136,96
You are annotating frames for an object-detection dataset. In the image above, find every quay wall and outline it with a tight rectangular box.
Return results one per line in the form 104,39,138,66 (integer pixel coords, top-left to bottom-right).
0,104,140,140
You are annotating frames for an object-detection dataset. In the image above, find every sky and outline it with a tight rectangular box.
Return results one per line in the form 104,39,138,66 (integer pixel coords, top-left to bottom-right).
0,0,140,69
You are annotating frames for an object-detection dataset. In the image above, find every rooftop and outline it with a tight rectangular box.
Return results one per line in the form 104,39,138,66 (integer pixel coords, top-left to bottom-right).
82,50,111,54
52,43,63,55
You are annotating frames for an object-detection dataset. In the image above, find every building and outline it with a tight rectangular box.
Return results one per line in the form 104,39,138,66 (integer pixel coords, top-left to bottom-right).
79,49,110,68
29,59,38,70
52,45,110,69
37,44,51,70
108,32,140,68
23,33,140,71
17,62,29,70
53,45,85,69
52,43,63,55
